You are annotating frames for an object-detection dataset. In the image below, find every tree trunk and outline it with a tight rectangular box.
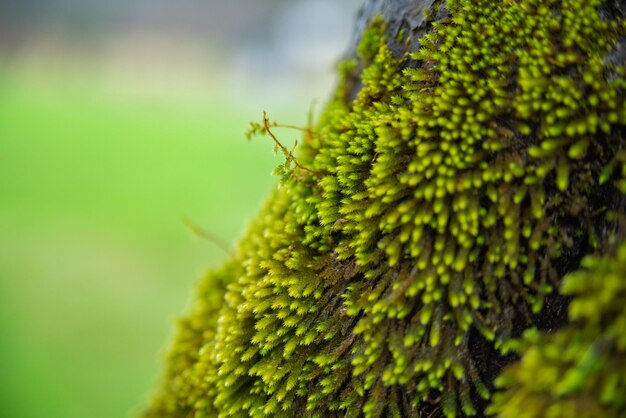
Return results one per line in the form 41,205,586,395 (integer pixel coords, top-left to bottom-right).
143,1,626,417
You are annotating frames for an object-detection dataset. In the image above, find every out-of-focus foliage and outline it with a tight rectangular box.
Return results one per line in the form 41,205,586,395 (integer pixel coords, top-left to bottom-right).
0,76,280,418
1,1,362,416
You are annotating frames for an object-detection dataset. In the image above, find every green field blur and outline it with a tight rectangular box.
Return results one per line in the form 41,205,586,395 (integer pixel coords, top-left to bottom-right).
0,68,297,417
0,1,360,416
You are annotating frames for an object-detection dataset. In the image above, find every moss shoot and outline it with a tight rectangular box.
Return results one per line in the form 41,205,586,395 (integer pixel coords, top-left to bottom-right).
489,235,626,418
144,1,626,417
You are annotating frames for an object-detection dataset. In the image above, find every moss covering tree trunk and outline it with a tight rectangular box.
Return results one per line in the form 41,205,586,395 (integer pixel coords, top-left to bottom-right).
143,0,626,417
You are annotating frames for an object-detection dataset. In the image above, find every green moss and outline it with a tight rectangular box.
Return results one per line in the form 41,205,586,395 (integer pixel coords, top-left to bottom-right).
488,237,626,418
143,261,235,417
144,1,626,417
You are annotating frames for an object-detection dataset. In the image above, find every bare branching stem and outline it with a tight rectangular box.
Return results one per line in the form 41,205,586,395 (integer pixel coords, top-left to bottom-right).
262,111,320,177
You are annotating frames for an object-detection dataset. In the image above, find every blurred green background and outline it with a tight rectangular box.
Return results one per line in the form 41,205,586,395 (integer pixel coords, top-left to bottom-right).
0,1,359,417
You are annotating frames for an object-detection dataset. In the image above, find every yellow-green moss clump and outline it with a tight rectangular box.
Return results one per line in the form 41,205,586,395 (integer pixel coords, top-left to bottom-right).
144,0,626,417
489,235,626,418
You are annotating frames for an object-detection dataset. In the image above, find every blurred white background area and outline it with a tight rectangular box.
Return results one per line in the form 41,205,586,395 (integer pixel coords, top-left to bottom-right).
1,0,362,106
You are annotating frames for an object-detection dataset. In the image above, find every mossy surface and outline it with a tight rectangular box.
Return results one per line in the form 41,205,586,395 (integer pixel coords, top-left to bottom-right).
489,234,626,418
144,1,626,417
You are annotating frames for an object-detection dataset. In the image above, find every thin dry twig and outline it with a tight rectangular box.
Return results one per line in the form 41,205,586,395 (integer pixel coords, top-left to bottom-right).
269,122,313,134
182,217,230,254
262,111,320,177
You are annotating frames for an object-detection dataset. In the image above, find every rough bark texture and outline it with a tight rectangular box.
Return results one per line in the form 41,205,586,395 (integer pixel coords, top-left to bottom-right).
349,0,441,57
343,0,446,101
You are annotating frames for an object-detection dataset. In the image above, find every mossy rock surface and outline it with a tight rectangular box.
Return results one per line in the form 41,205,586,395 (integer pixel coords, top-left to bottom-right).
143,0,626,417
